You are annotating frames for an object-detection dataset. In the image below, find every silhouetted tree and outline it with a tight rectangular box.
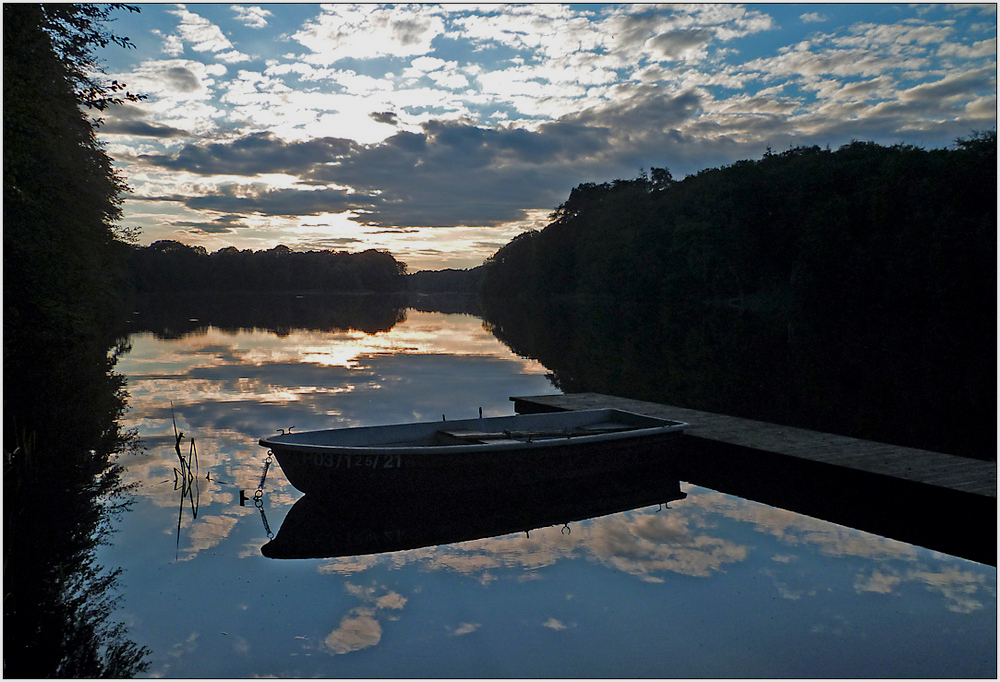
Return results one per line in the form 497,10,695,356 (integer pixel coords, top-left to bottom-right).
480,136,996,458
4,4,151,676
126,242,408,293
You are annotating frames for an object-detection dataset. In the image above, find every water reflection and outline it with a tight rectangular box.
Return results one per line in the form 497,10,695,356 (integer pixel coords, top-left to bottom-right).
480,295,994,459
127,291,408,338
299,480,995,675
4,333,151,676
113,306,557,564
121,308,553,441
98,305,995,678
262,465,687,559
171,425,203,560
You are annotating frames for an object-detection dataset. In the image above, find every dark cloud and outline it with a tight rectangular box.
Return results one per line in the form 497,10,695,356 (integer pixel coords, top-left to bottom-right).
171,214,250,234
164,65,202,92
647,29,713,60
140,132,360,175
100,103,191,138
901,67,996,102
185,185,378,217
139,90,709,228
565,87,702,132
101,119,190,138
303,237,365,247
369,111,399,125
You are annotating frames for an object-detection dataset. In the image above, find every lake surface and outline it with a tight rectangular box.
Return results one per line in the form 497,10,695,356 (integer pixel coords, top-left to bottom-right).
98,305,996,677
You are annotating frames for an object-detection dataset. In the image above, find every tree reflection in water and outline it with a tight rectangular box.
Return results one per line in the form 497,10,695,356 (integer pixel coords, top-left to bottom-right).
4,334,150,677
481,295,993,460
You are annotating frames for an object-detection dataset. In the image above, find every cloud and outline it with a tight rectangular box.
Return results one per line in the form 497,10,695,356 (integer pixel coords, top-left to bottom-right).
140,132,360,175
101,119,190,138
170,214,251,235
183,185,377,218
292,5,446,63
163,64,204,92
369,111,399,126
100,104,191,138
855,570,902,594
899,66,997,103
176,513,239,561
647,29,714,61
169,6,235,53
101,3,996,263
120,59,227,102
564,85,702,134
232,5,274,29
542,617,570,630
133,84,710,229
322,584,411,655
937,36,997,59
138,118,605,226
119,318,556,444
375,592,407,610
216,50,251,64
852,565,992,614
448,622,481,636
152,29,184,56
324,612,381,654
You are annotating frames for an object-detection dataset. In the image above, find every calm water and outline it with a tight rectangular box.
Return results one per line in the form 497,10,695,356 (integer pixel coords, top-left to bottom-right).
99,307,996,677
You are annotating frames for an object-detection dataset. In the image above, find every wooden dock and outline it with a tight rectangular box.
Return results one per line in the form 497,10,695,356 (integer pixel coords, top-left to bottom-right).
512,393,997,566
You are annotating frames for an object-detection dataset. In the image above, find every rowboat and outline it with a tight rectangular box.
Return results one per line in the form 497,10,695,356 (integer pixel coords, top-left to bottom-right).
261,465,687,559
259,408,687,496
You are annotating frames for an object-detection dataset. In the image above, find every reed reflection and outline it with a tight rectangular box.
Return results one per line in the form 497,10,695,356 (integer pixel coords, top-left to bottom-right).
171,409,202,561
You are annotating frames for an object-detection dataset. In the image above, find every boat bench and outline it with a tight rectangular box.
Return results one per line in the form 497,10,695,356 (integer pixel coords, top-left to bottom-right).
437,429,524,445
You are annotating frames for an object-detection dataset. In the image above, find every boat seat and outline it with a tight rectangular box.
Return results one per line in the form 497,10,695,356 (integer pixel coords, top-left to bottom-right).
438,429,525,445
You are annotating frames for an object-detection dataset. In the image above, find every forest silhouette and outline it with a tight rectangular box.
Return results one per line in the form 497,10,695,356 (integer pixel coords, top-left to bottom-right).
479,137,996,459
4,4,150,676
126,241,407,293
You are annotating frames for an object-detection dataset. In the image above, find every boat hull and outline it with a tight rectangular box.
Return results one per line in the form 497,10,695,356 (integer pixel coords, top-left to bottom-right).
259,409,687,497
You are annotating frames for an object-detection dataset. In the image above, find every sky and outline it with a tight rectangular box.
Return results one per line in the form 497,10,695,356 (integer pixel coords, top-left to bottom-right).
94,3,997,271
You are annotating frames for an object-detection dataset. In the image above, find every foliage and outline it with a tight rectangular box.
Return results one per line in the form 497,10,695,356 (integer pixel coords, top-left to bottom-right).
480,137,996,458
34,3,144,113
482,140,995,306
4,4,137,353
406,266,485,293
4,4,150,676
126,241,408,293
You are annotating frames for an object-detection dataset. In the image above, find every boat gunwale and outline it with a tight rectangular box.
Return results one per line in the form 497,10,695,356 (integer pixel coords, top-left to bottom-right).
258,408,688,456
260,425,686,456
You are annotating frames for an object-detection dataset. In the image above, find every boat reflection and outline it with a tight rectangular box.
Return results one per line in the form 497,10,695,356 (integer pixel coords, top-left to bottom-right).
261,464,686,560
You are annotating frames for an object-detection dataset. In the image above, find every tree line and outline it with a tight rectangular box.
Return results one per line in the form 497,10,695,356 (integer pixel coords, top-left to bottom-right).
126,241,408,293
479,136,996,459
481,136,995,310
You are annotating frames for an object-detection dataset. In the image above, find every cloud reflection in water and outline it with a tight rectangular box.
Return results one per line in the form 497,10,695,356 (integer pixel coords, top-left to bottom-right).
119,311,555,444
108,308,995,678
